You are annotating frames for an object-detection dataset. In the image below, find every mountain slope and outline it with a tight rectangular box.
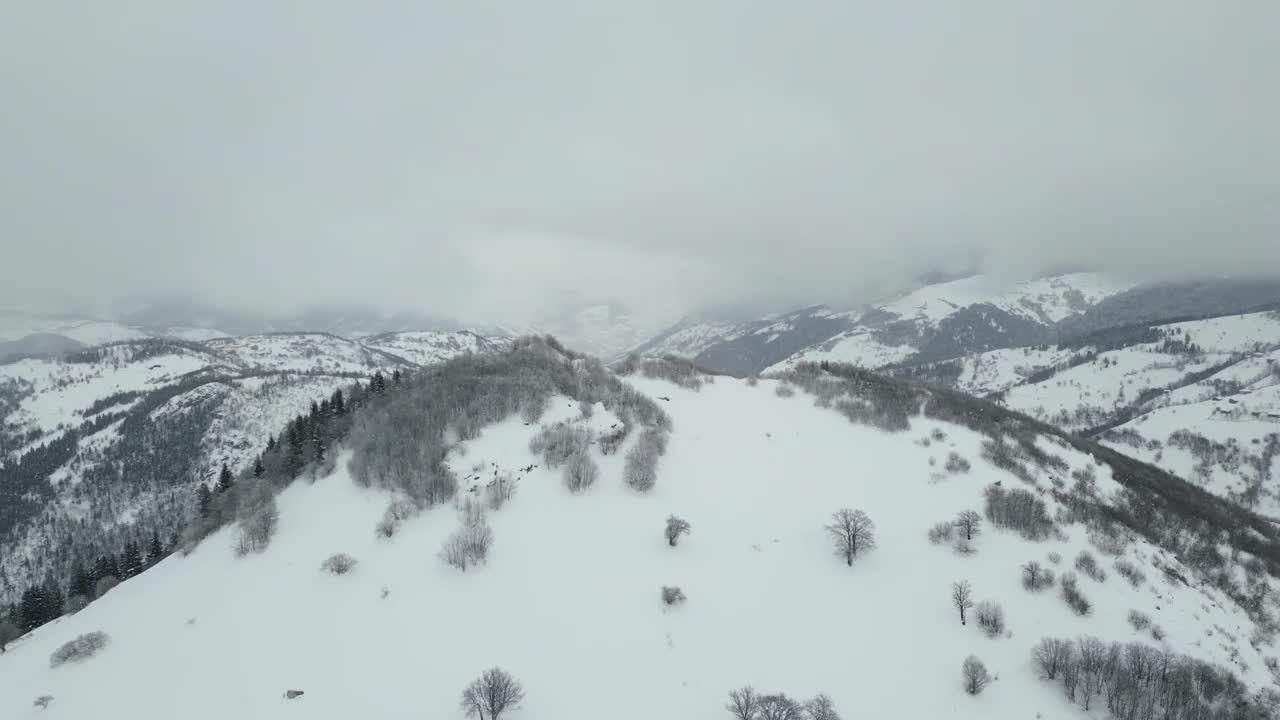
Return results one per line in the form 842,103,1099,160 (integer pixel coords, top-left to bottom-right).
2,349,1277,719
0,331,502,602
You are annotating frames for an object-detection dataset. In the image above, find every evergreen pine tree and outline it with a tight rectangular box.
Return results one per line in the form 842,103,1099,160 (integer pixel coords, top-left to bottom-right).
311,420,326,463
146,531,164,566
120,543,143,579
267,435,277,452
69,563,94,599
372,372,386,393
253,455,265,478
196,484,213,518
392,368,402,385
217,463,234,493
331,389,345,416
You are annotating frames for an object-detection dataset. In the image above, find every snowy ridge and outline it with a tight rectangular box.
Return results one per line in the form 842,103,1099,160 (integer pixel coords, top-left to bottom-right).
2,363,1278,719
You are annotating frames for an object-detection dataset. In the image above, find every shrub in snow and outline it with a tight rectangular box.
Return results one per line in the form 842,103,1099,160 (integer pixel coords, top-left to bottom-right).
34,695,54,709
321,553,358,575
928,521,954,545
1074,551,1107,582
49,631,109,668
486,473,517,510
1087,527,1129,557
1150,624,1165,641
661,586,687,606
460,497,488,529
1127,609,1151,631
952,580,974,625
931,428,947,442
460,667,525,720
665,515,692,547
746,375,759,387
1047,551,1062,565
1021,561,1055,592
945,452,971,474
952,538,976,556
440,521,494,572
529,422,591,468
1060,573,1092,616
955,509,982,541
775,384,795,398
975,601,1005,638
283,690,305,700
824,508,876,566
375,515,399,539
94,575,119,598
962,656,990,695
624,428,665,492
1114,559,1146,588
563,450,599,493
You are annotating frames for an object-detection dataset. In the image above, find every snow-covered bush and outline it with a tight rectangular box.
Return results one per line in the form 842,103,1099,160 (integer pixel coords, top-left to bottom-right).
1060,573,1092,616
945,452,971,474
1047,551,1062,565
49,631,110,668
440,516,494,573
774,384,795,398
460,667,525,720
962,656,990,695
94,575,119,598
1114,559,1146,588
953,538,976,556
928,521,954,545
618,354,711,390
1074,551,1107,582
661,586,687,606
931,428,947,442
1127,609,1151,631
665,515,692,547
563,451,599,492
1087,526,1129,557
486,473,517,510
976,601,1005,637
321,553,358,575
624,428,666,492
1021,561,1055,592
34,695,54,709
530,422,592,468
746,375,759,387
234,486,279,556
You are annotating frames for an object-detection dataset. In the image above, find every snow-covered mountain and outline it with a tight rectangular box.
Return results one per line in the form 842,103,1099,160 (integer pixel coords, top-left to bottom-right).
0,331,504,601
627,273,1138,377
2,343,1278,719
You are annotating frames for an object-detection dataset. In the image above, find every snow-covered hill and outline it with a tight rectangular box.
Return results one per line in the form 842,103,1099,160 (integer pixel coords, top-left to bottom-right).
0,331,504,601
528,301,671,360
2,347,1278,719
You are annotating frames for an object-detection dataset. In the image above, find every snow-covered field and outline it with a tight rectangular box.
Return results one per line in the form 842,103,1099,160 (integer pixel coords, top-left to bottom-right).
2,375,1270,719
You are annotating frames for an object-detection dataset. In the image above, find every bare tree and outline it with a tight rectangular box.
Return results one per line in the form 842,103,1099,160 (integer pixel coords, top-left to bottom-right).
962,656,990,695
955,510,982,541
487,473,517,510
725,686,760,720
1076,636,1107,710
951,580,974,625
975,601,1005,637
440,531,472,572
661,586,687,606
804,693,841,720
1021,561,1054,591
824,508,876,566
1033,638,1073,680
460,667,525,720
0,620,19,654
665,515,692,547
564,451,599,492
758,693,805,720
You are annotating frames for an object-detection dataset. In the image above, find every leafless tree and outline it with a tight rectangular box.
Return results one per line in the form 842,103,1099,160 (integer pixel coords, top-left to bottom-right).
320,553,358,575
0,620,19,654
952,580,974,625
487,473,517,510
955,510,982,541
665,515,692,547
962,656,990,695
564,451,599,492
804,693,841,720
1033,638,1074,680
758,693,805,720
460,667,525,720
725,686,760,720
928,521,954,545
1077,636,1107,710
824,508,876,566
1021,561,1054,591
234,494,279,556
440,531,472,571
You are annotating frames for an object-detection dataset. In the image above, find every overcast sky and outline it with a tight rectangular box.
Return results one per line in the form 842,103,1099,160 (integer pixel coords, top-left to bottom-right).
2,2,1277,325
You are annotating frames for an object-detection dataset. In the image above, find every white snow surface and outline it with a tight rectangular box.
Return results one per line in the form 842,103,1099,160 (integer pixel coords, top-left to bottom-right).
1,376,1271,719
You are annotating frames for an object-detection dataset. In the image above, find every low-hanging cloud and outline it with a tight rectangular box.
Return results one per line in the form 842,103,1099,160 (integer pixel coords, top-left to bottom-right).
2,1,1277,325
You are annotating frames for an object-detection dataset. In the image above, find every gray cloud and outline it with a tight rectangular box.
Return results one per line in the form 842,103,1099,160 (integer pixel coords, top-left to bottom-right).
2,1,1278,325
